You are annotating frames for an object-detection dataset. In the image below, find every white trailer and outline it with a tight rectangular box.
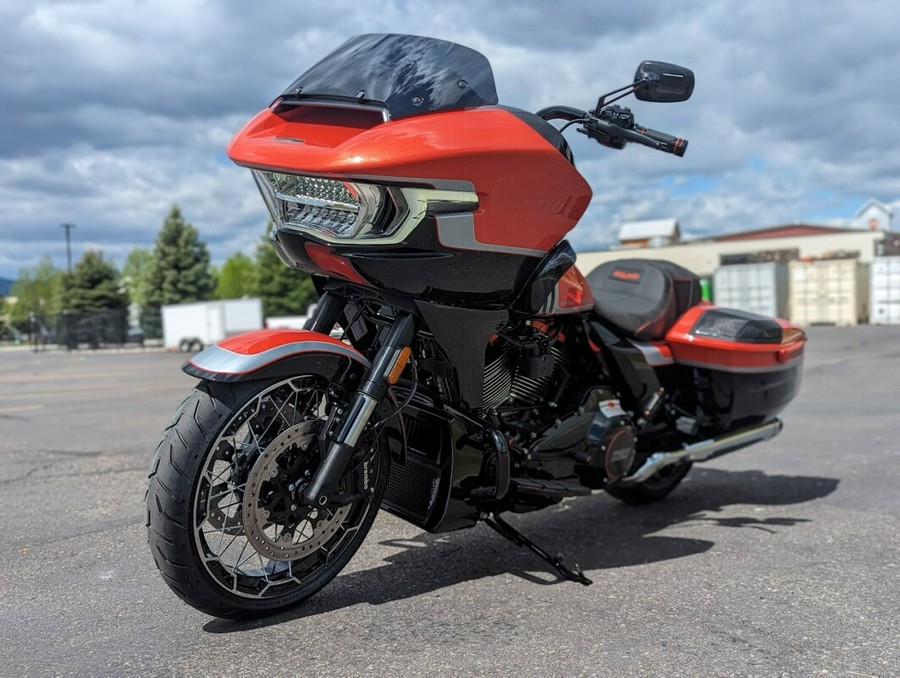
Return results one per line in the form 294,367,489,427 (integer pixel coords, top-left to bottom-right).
162,298,263,351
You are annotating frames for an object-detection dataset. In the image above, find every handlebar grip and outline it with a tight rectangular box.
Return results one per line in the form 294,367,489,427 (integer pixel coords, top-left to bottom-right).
635,125,688,157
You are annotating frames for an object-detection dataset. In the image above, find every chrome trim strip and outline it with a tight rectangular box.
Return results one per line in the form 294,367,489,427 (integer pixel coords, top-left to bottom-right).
618,419,783,485
344,394,379,447
673,358,797,373
435,213,545,258
238,162,476,193
349,175,476,193
190,340,370,375
628,339,675,366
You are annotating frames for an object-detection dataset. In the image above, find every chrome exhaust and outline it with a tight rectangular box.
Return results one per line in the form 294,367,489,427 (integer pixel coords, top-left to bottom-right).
618,418,783,486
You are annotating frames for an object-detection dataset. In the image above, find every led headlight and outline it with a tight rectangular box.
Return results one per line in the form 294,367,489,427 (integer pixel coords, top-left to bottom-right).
252,170,387,240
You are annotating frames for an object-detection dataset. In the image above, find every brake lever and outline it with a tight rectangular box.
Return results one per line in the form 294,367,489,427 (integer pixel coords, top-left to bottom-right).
578,115,627,150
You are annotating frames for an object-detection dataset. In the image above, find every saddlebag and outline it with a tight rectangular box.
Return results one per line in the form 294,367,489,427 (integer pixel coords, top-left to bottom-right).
665,304,805,428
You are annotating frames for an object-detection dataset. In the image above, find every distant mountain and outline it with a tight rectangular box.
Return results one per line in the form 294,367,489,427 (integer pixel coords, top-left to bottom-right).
0,277,14,296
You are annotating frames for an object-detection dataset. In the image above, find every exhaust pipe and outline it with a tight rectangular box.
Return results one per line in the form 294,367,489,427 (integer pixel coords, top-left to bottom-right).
618,418,783,486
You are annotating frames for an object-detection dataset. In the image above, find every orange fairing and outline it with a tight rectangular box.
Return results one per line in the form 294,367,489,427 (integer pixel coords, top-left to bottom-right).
228,106,593,253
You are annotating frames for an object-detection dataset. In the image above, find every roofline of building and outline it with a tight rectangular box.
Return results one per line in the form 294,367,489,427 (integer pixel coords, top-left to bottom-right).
855,198,894,218
707,224,864,243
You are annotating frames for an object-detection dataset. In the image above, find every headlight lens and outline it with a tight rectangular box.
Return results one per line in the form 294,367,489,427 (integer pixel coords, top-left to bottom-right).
252,170,386,239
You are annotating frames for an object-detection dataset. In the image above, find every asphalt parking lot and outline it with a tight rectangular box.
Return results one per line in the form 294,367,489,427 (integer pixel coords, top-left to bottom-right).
0,327,898,676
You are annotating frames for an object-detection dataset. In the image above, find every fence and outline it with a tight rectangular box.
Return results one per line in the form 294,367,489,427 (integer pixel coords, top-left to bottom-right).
24,308,137,350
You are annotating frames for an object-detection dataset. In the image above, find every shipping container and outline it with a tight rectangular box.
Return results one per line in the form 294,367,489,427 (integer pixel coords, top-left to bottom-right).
788,259,869,326
870,256,900,325
712,262,789,318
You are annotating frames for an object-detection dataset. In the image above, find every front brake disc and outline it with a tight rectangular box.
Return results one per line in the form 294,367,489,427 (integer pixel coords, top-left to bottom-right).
242,422,350,560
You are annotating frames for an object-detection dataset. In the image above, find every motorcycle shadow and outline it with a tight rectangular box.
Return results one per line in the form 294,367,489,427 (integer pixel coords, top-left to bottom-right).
203,467,838,632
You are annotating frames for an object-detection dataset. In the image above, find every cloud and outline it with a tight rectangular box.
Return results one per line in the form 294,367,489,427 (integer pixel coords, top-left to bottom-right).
1,0,898,279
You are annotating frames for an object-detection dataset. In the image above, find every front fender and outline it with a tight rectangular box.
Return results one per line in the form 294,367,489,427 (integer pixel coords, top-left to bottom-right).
183,329,370,382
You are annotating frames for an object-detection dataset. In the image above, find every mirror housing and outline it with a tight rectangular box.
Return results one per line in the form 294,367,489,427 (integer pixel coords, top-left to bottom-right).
634,61,694,102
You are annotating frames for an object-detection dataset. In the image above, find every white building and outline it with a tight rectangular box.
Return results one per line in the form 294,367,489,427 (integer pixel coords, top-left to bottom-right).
855,199,894,232
617,218,680,248
577,224,893,279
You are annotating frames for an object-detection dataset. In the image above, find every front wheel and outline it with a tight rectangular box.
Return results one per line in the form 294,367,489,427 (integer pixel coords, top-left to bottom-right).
146,372,388,618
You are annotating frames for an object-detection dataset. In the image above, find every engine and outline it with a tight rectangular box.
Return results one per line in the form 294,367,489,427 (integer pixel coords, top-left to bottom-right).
481,326,636,487
482,328,568,412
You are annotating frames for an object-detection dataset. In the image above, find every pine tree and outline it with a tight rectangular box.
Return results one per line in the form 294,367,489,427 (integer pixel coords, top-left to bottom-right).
214,252,255,299
61,251,129,313
251,221,317,318
57,251,129,347
142,205,215,337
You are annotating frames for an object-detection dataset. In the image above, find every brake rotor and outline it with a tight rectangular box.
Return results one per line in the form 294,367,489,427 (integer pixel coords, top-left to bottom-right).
242,421,350,560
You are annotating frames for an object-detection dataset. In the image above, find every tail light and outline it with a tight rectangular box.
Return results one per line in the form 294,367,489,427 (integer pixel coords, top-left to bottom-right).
689,308,783,344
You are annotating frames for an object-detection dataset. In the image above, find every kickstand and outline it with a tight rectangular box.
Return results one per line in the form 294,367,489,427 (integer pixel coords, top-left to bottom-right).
484,514,592,586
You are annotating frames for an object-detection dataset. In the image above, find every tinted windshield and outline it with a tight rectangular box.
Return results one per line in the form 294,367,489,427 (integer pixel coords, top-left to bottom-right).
280,34,498,119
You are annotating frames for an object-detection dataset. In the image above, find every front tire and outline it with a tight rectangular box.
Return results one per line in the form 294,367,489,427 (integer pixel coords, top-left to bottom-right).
146,373,388,618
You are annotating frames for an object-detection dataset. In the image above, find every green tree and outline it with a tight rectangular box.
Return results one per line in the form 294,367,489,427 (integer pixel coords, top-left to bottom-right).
251,221,317,318
122,247,154,308
142,205,215,337
60,251,128,313
214,252,255,299
8,256,62,332
57,251,129,348
0,295,9,340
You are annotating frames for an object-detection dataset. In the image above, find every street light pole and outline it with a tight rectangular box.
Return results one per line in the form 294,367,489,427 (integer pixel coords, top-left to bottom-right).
60,223,75,272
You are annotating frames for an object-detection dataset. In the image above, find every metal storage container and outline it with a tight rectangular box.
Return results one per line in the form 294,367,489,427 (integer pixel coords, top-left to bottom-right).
870,256,900,325
712,262,789,318
788,259,869,326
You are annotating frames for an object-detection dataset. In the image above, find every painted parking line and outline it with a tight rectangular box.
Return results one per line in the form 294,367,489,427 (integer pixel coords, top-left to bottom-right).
0,404,43,414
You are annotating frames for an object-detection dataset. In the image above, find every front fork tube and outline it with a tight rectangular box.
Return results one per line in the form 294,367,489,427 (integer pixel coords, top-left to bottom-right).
303,291,346,334
302,312,416,506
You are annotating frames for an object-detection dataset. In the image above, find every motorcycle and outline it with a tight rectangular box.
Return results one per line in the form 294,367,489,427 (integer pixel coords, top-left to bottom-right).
146,34,805,618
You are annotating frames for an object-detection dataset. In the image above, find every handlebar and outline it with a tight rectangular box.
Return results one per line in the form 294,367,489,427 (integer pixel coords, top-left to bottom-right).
629,124,688,157
537,104,688,157
535,105,588,123
581,109,688,157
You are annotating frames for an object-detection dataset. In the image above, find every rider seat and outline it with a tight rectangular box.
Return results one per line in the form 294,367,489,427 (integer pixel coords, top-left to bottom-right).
586,259,702,340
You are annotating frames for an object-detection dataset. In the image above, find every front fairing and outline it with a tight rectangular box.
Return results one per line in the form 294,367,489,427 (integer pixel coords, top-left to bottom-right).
229,34,592,307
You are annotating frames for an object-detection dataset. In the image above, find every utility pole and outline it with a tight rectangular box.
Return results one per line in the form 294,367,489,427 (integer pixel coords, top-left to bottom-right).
60,223,75,272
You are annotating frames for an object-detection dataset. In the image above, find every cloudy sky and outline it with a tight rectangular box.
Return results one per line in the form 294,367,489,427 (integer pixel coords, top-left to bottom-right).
2,0,899,280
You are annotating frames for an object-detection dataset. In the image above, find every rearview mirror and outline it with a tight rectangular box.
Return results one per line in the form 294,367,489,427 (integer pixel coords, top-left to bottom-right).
633,61,694,102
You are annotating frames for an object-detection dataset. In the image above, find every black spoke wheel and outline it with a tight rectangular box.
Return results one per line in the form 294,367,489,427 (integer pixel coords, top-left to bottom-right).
604,462,692,505
146,372,388,618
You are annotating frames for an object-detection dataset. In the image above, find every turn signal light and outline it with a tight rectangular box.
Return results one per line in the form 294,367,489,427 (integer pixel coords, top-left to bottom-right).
387,347,412,385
